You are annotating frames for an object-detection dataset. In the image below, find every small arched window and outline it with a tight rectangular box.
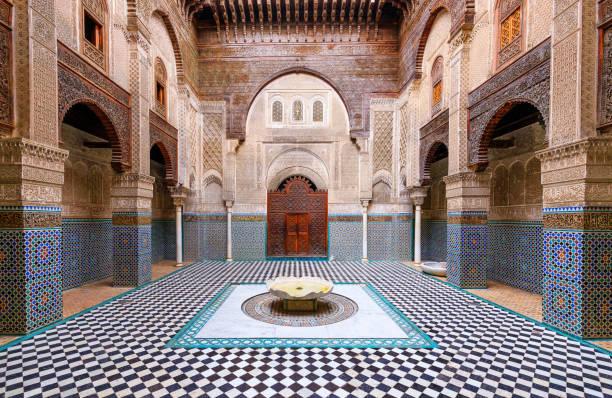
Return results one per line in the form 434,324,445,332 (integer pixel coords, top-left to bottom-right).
272,100,283,123
292,100,304,122
312,100,324,123
81,0,107,70
497,0,523,67
154,58,168,117
431,56,444,115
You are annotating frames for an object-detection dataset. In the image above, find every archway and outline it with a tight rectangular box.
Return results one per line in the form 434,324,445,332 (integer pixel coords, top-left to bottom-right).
421,142,449,263
150,143,176,264
267,176,328,258
60,102,117,290
483,102,545,294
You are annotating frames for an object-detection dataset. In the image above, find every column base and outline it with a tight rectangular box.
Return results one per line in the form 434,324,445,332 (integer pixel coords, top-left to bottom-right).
0,206,64,334
447,212,488,289
112,213,152,287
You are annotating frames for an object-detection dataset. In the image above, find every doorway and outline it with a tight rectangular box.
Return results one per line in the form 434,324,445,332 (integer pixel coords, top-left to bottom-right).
267,176,327,257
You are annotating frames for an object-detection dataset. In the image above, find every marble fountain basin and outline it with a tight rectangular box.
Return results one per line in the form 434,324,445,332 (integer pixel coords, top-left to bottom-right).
421,261,447,277
267,277,334,312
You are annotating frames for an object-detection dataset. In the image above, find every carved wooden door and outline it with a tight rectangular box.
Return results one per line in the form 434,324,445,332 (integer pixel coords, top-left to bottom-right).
286,213,309,255
267,176,327,257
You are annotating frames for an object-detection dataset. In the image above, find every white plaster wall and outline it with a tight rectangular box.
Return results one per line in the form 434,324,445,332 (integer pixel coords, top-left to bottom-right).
149,13,179,127
417,10,450,130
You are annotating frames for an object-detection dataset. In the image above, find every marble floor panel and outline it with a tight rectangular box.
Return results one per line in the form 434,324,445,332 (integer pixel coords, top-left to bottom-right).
0,261,610,398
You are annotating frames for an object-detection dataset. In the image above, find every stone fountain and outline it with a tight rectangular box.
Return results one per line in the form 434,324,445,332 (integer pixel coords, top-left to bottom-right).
266,276,334,312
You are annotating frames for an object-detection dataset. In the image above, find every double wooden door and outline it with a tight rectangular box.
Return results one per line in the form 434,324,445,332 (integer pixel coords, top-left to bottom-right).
286,213,310,255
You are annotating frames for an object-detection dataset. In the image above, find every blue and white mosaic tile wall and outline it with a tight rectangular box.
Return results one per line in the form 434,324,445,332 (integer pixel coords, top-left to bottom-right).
233,215,266,260
112,213,152,287
368,214,412,261
328,216,362,260
447,212,488,289
542,206,612,338
152,220,176,263
422,220,447,262
0,206,64,333
62,219,113,290
488,221,543,294
184,214,227,261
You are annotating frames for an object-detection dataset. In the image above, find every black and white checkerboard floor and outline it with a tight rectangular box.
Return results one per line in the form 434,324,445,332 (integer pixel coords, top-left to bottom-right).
1,261,610,397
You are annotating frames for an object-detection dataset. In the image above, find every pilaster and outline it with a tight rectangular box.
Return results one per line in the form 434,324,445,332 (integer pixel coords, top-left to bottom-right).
537,136,612,338
444,172,490,288
111,173,155,286
0,138,68,333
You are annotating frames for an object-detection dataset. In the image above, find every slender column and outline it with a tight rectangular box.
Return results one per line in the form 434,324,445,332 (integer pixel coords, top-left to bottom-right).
175,205,183,264
361,200,368,261
226,201,233,262
170,186,188,267
409,187,428,265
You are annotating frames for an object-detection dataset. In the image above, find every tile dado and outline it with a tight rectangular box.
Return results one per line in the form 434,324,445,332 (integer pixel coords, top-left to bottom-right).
0,206,63,334
62,219,113,290
542,206,611,338
447,212,488,289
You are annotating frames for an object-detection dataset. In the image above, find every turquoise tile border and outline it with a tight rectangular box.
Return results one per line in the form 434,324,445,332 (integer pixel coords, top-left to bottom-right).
166,282,437,350
403,265,612,356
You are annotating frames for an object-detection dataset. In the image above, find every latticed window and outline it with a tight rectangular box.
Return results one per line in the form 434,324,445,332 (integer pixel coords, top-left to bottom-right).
154,58,168,117
431,56,443,115
81,0,107,70
497,0,522,66
292,100,303,122
272,100,283,123
500,8,521,49
312,100,324,122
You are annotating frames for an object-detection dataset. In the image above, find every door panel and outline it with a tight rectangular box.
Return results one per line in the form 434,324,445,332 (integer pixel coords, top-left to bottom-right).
286,213,309,255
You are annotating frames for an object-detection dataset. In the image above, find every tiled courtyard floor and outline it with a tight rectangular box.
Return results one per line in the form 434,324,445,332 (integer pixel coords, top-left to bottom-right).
403,262,612,352
0,260,610,397
0,261,181,347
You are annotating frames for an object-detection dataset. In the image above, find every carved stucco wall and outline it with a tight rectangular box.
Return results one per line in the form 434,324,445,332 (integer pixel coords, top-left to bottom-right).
234,73,360,214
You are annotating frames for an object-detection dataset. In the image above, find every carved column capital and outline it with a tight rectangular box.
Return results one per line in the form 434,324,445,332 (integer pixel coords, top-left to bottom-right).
409,186,429,206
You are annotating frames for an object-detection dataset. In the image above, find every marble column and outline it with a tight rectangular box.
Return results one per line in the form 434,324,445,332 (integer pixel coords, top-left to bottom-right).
226,201,233,262
409,187,428,265
170,186,188,266
111,173,155,287
444,172,490,288
361,201,369,262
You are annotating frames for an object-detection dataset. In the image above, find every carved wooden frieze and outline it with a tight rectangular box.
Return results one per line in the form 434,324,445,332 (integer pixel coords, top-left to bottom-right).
598,0,612,131
467,38,551,170
57,42,131,171
149,110,178,184
419,108,449,185
0,0,12,135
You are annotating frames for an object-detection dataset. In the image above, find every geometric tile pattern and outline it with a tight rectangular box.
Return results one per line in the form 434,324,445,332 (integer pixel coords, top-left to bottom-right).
184,215,227,261
151,220,176,263
543,214,612,338
447,215,488,289
112,214,152,287
422,220,447,262
488,221,543,294
329,218,362,260
62,219,113,290
232,217,266,260
0,261,610,397
368,215,412,261
0,207,63,334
